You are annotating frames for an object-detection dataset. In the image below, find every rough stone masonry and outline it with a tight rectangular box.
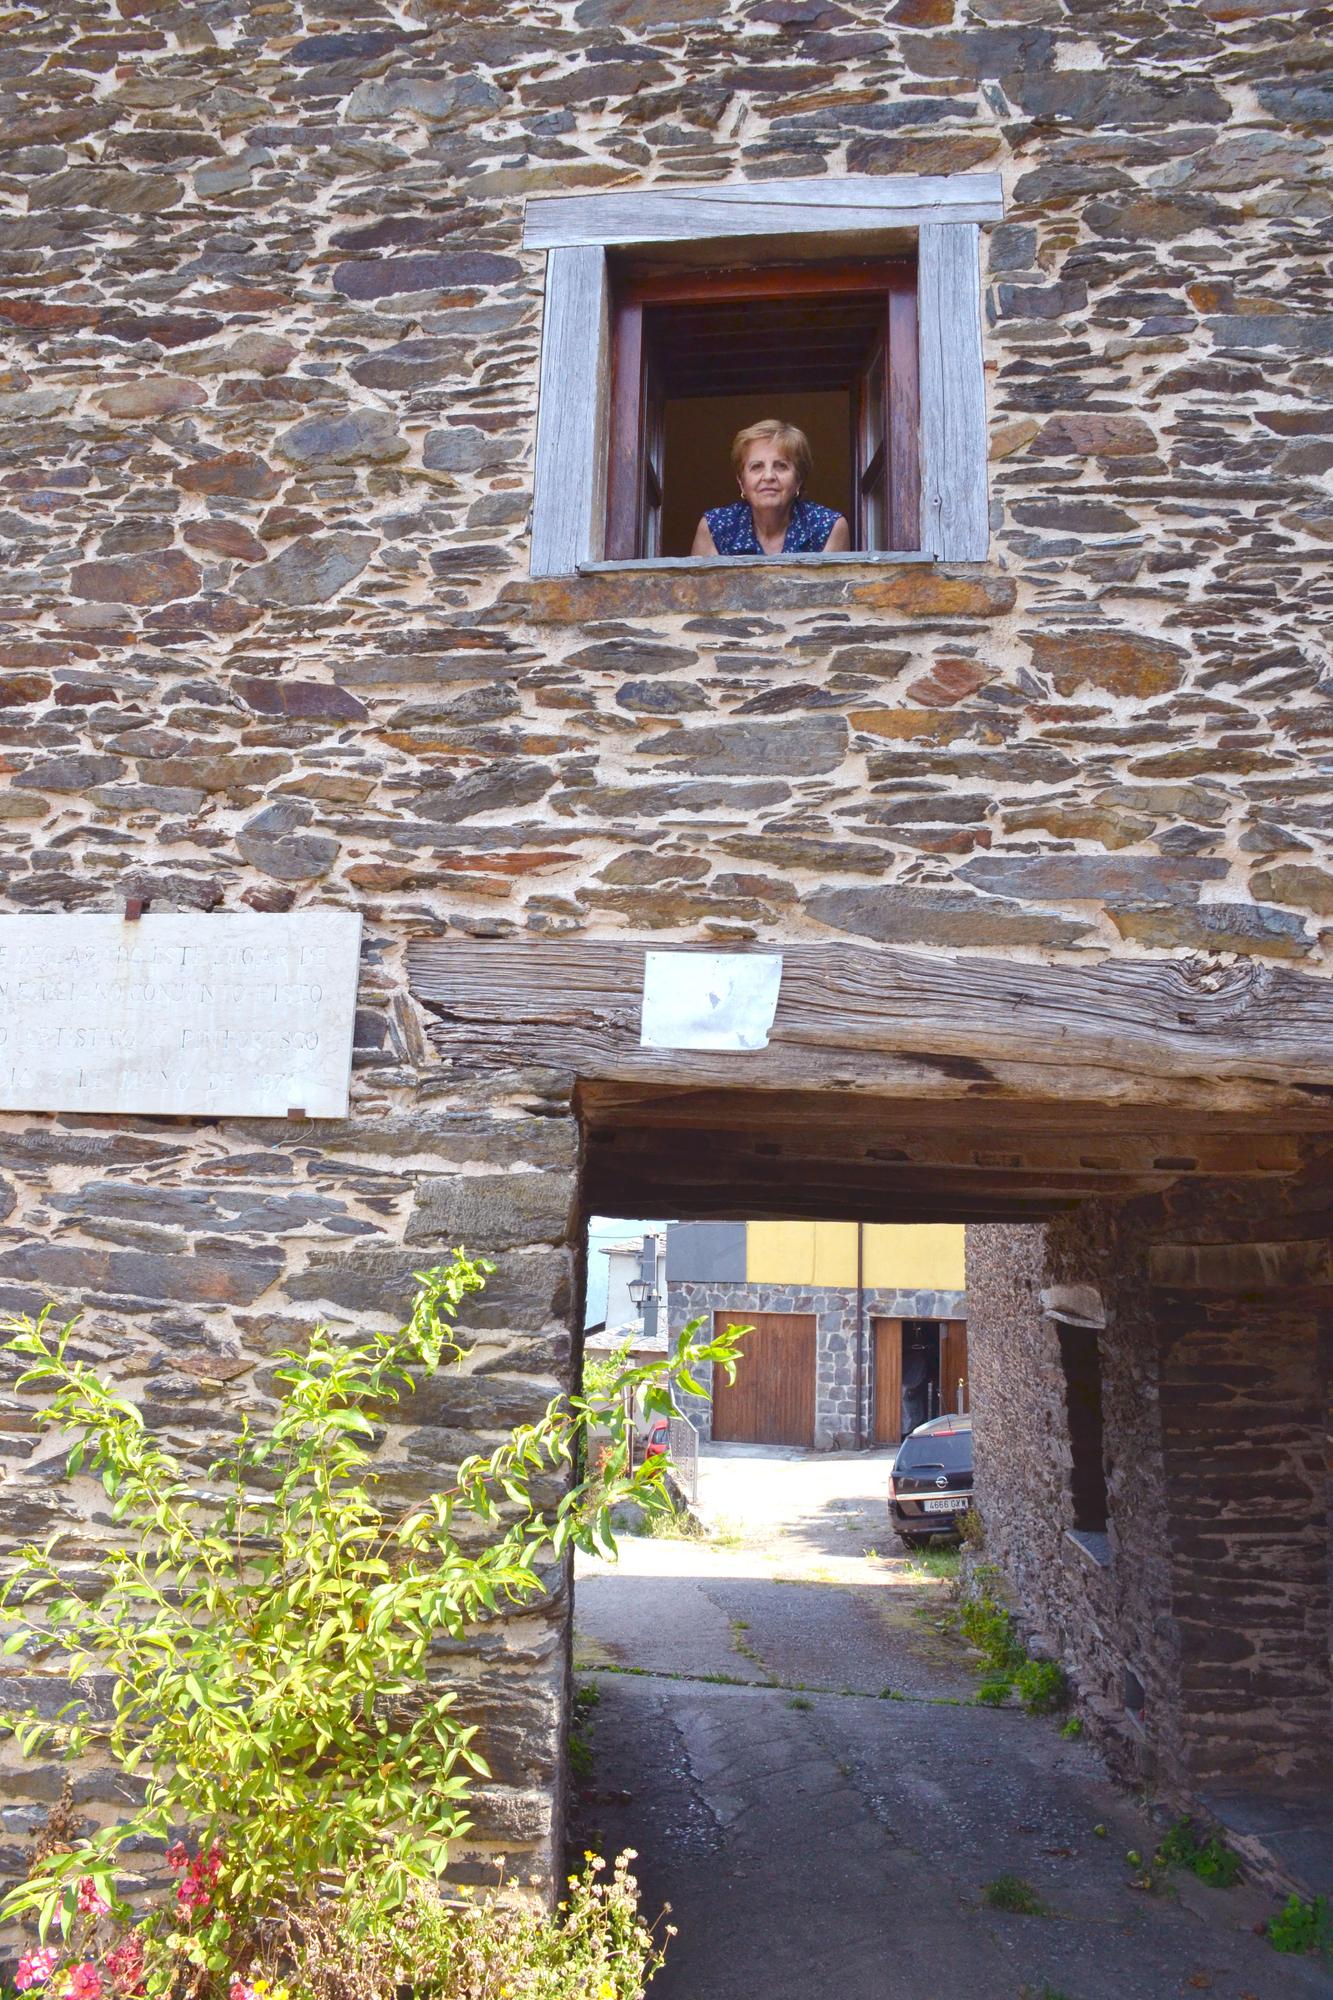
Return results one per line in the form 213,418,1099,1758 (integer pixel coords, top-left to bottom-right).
0,0,1331,1901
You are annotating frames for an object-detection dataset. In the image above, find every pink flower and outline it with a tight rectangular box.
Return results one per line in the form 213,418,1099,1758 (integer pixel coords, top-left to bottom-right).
57,1964,101,2000
75,1880,108,1918
164,1844,188,1873
229,1981,256,2000
170,1845,223,1918
104,1936,145,1997
15,1948,60,1992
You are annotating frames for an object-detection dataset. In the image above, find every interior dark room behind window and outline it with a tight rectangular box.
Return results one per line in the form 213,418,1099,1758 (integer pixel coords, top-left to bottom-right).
661,391,851,558
606,259,919,561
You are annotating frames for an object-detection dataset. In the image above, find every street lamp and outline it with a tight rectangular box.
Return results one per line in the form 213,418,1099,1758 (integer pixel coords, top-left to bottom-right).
627,1275,654,1309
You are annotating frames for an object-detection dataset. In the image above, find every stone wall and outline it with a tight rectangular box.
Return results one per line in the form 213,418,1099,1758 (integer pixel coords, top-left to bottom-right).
968,1164,1333,1798
0,1091,586,1895
0,1,1330,959
967,1214,1181,1788
668,1279,965,1447
1,0,1332,1907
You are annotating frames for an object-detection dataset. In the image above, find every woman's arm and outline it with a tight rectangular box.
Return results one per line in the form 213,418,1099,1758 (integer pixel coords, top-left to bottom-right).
825,514,852,552
691,515,718,556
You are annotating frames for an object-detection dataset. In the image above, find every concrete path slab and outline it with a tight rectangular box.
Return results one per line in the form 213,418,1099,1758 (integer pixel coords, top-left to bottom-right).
573,1446,1332,2000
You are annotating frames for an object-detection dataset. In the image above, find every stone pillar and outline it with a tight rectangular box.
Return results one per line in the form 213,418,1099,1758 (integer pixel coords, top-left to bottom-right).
0,1068,585,1903
1151,1233,1332,1787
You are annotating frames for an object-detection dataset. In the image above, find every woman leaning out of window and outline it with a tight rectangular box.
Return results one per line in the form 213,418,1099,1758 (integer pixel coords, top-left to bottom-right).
692,418,851,558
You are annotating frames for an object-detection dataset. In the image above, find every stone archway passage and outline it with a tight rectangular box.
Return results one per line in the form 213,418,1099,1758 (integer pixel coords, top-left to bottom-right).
409,934,1333,1846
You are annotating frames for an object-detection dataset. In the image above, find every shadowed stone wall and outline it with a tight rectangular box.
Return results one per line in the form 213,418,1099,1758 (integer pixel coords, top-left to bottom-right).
968,1161,1333,1800
1,0,1332,1906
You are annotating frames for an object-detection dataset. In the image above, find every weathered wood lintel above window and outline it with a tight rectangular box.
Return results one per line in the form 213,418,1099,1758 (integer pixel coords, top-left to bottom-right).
522,172,1004,250
527,173,1002,579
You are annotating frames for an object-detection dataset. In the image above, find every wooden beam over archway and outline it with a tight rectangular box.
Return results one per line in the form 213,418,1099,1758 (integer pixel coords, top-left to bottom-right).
408,938,1333,1123
408,939,1333,1222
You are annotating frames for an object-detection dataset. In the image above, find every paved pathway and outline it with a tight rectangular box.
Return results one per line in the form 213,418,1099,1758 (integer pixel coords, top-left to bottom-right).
573,1445,1330,2000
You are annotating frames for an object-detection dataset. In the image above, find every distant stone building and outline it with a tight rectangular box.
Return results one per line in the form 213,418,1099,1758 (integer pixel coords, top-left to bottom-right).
0,0,1330,1910
667,1220,966,1448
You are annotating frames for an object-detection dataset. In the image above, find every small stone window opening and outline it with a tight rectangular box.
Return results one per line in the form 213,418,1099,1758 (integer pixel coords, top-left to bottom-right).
604,259,920,560
1056,1318,1110,1538
1123,1665,1147,1729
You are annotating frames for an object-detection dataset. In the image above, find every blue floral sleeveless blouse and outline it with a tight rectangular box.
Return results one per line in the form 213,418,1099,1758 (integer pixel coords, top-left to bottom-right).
705,497,842,555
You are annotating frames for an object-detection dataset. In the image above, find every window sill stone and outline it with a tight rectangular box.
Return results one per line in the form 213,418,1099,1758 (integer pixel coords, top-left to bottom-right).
579,551,935,572
1066,1527,1112,1569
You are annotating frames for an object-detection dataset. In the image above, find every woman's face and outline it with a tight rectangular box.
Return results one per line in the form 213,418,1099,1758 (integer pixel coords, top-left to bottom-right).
737,441,801,512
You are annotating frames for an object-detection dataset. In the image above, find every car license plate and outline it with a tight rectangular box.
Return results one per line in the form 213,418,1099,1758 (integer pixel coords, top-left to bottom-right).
923,1495,967,1513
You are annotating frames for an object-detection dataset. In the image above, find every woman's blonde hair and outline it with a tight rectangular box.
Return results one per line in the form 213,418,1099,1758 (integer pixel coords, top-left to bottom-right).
730,419,812,489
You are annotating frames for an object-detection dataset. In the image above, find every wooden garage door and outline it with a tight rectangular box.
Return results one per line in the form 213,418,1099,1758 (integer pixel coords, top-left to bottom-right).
872,1317,903,1445
711,1311,816,1446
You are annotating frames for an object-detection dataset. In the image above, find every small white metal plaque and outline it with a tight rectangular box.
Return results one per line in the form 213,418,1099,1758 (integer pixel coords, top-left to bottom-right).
640,951,783,1052
0,912,362,1118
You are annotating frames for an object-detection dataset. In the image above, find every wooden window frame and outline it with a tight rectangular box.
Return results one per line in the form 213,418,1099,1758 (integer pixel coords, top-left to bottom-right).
604,260,921,562
524,172,1003,578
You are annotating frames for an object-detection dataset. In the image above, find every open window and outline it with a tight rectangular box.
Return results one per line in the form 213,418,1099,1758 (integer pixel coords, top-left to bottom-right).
605,262,920,560
523,172,1003,576
1056,1319,1109,1539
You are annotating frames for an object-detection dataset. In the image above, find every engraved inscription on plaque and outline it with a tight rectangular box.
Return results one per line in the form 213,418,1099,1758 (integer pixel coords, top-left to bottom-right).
0,912,363,1118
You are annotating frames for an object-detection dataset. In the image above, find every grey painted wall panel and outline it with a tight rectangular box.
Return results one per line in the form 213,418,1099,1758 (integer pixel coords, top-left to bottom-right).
666,1220,747,1282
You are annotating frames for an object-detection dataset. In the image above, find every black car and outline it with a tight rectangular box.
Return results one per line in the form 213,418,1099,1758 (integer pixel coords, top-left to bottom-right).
888,1415,973,1547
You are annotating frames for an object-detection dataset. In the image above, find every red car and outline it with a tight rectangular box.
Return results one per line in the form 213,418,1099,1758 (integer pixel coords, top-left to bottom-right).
642,1416,671,1461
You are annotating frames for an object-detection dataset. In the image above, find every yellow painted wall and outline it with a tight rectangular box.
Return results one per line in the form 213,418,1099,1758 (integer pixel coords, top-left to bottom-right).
745,1221,965,1291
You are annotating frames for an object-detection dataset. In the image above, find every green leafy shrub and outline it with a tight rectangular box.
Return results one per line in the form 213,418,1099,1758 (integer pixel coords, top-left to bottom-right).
1014,1660,1068,1716
582,1338,635,1405
1059,1715,1083,1739
973,1679,1011,1708
957,1505,985,1551
1156,1818,1241,1889
957,1593,1025,1678
0,1260,741,1995
1267,1893,1332,1956
981,1874,1044,1916
956,1577,1075,1722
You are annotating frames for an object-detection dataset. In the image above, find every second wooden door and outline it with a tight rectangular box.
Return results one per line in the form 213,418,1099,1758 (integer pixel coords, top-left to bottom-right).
711,1310,816,1447
941,1319,969,1417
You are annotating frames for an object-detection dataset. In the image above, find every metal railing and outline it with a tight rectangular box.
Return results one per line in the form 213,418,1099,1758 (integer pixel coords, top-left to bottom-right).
667,1411,700,1505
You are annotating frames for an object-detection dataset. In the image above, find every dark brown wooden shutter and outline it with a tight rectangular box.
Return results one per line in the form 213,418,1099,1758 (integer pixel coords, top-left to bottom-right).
872,1317,904,1444
940,1320,969,1418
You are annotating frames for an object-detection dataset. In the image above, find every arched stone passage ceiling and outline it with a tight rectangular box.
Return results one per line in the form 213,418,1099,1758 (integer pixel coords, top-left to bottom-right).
408,938,1333,1224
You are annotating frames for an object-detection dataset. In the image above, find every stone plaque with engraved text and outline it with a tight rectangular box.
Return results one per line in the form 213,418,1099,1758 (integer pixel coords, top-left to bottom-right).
0,912,362,1118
